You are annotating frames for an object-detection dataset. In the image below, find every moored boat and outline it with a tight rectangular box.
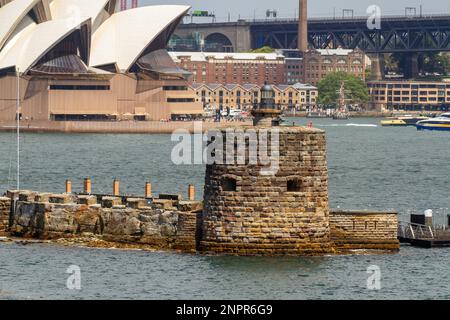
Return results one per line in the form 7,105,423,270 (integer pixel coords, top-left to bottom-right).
332,112,350,120
381,115,429,127
306,111,329,118
398,115,429,126
416,113,450,131
381,119,407,126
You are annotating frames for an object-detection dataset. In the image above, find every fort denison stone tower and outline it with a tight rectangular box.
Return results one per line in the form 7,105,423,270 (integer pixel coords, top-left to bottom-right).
201,85,333,255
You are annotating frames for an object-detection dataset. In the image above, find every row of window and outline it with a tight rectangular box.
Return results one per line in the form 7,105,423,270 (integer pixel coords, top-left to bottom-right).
374,96,450,102
163,86,188,91
199,90,315,97
221,177,302,193
372,90,450,96
389,97,448,102
49,85,110,91
202,98,315,104
308,58,362,65
369,83,450,89
167,98,196,103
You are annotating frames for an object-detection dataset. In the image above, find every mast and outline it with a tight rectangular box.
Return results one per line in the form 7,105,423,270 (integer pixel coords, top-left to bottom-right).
339,81,345,111
16,69,20,191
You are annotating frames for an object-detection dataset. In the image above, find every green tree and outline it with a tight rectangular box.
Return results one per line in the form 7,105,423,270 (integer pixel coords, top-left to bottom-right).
250,46,275,53
389,51,450,77
384,53,400,73
317,72,369,106
437,54,450,74
421,52,450,74
365,67,372,80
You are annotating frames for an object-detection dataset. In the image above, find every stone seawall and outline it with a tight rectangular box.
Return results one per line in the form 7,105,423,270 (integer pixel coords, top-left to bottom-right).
329,210,400,251
0,197,11,235
1,191,400,254
5,191,201,252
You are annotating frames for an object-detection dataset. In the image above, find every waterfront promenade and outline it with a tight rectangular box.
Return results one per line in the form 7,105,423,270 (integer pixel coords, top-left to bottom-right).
0,112,438,134
0,120,253,134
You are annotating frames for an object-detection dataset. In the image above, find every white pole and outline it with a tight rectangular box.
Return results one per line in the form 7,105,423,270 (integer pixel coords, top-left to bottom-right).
16,69,20,191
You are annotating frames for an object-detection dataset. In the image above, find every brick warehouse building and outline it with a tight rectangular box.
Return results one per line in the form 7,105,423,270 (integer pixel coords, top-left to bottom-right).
279,49,368,86
191,83,318,111
169,52,286,86
170,49,368,87
304,49,367,86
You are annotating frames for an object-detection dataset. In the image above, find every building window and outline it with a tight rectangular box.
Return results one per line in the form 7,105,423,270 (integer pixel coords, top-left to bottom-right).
167,98,196,103
49,85,110,90
163,86,188,91
222,177,237,192
287,179,302,192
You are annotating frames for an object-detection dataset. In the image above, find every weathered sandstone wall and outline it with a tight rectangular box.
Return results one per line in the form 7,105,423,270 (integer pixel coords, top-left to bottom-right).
7,191,201,252
329,210,399,251
0,197,11,235
201,127,333,255
1,191,400,254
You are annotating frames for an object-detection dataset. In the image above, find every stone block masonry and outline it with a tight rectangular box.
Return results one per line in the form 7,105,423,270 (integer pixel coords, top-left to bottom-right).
1,190,400,254
7,191,202,252
201,127,334,256
0,197,11,235
330,210,399,251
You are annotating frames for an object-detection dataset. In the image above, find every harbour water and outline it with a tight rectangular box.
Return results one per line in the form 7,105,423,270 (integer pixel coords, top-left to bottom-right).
1,117,450,299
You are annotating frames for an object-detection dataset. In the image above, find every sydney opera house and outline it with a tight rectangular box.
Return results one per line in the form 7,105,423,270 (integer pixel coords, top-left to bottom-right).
0,0,203,122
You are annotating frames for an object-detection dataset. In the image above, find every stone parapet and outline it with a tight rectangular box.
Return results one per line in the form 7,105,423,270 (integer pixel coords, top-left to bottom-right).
330,210,400,251
0,197,11,235
7,190,202,252
2,189,400,254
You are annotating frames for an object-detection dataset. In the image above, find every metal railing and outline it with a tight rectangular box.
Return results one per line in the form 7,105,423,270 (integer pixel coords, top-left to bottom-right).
398,221,449,240
180,14,450,26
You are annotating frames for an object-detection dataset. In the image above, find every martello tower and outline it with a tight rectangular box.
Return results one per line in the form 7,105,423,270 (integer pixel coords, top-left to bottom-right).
200,85,333,255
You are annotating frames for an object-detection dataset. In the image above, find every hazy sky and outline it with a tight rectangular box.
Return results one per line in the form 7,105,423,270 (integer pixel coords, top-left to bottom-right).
142,0,448,21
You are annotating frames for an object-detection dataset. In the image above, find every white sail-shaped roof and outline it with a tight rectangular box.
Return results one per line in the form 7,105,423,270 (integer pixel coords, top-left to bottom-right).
0,0,41,50
90,5,189,72
0,17,90,73
0,2,189,76
49,0,111,30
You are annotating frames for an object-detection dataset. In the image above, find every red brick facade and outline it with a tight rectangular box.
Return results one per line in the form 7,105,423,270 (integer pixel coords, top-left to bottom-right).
170,50,367,87
170,52,286,86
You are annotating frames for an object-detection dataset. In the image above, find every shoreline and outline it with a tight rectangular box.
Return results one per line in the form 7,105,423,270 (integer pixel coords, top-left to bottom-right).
283,111,442,118
0,114,386,134
0,190,400,257
0,120,254,134
0,235,396,256
1,111,441,134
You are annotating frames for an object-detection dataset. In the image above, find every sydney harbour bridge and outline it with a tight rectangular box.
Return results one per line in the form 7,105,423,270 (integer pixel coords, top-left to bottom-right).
173,0,450,79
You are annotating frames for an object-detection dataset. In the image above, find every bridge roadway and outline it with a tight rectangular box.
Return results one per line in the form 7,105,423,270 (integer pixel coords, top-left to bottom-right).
174,14,450,53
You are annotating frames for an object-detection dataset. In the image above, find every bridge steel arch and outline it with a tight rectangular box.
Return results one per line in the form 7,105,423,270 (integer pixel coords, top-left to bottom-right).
173,22,251,52
250,16,450,53
176,15,450,79
177,15,450,54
